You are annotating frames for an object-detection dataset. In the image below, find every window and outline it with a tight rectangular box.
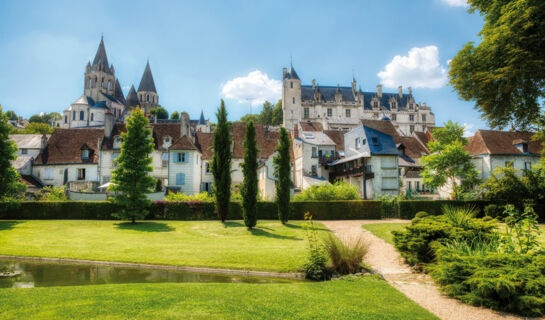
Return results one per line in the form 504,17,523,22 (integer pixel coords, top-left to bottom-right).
112,152,120,167
371,137,379,146
312,147,317,158
108,80,111,91
409,103,414,110
422,125,426,132
505,161,514,167
410,125,415,133
355,138,361,149
373,101,378,108
327,108,332,117
81,149,90,160
292,97,295,104
21,148,28,155
303,108,309,119
311,165,317,176
409,115,414,122
88,78,91,88
416,181,421,192
77,168,86,181
422,114,426,122
345,109,351,118
202,182,211,192
391,113,397,121
205,162,211,173
525,162,532,170
91,113,94,121
290,81,293,88
45,168,53,180
175,152,187,163
161,152,168,167
147,95,150,102
101,78,104,88
72,111,76,121
362,138,366,145
64,116,67,124
80,111,84,121
176,173,185,185
408,181,412,191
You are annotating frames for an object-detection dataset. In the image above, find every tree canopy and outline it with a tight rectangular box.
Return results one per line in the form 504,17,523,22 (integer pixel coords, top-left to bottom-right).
211,100,232,222
274,126,291,223
150,107,169,120
170,111,180,120
240,100,283,126
449,0,545,129
12,122,54,134
240,121,258,229
0,107,25,199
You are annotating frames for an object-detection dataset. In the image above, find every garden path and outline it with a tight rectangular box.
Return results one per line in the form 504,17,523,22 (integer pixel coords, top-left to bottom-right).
320,220,533,320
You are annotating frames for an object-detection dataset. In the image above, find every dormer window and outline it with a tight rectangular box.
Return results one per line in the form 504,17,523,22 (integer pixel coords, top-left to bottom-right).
409,103,414,110
355,138,361,149
371,137,379,146
391,102,397,109
81,149,90,160
372,101,378,109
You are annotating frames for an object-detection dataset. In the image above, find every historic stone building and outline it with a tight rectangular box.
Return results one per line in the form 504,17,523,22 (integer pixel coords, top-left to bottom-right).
59,37,160,128
282,65,436,136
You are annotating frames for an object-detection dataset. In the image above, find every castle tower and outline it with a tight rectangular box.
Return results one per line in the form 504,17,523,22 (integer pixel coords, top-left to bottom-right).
125,85,140,108
282,63,301,129
84,36,116,101
137,60,159,113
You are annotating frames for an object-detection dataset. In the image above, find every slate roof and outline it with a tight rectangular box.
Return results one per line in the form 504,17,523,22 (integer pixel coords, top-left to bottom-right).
284,65,299,80
360,119,399,138
299,121,323,131
9,134,48,149
299,131,336,146
465,130,542,156
10,156,33,170
114,79,126,105
91,36,112,74
73,95,95,106
20,174,43,188
35,128,103,164
138,60,157,93
170,135,198,150
363,126,398,155
199,110,206,125
301,85,413,110
125,85,140,107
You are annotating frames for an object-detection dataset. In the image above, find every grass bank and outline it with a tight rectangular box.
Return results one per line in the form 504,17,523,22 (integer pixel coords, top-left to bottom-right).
0,220,328,272
0,277,437,320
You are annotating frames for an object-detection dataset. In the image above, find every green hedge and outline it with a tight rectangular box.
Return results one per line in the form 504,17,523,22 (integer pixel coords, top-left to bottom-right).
291,201,383,219
0,201,120,219
397,200,494,219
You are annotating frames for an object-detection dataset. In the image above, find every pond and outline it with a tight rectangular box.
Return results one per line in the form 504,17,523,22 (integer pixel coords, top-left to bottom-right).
0,259,301,288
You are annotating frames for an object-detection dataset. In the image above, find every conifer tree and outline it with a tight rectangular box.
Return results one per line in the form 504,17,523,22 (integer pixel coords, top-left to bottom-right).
211,100,232,222
241,121,258,229
274,127,291,223
110,108,155,223
0,107,25,199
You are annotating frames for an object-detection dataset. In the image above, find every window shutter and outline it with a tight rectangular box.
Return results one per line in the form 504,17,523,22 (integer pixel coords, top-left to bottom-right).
176,173,185,185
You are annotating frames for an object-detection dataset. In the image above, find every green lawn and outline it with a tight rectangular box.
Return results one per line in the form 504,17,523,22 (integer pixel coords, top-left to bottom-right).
362,223,409,245
0,277,437,320
0,220,328,272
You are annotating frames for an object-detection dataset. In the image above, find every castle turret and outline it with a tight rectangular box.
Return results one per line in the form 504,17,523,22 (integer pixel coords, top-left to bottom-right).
137,60,159,113
282,63,301,129
84,36,116,100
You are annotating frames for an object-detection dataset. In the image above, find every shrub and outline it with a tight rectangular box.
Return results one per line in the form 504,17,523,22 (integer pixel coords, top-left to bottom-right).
322,233,368,275
164,192,214,202
501,205,542,254
377,194,400,218
442,205,477,228
34,186,67,201
397,200,492,219
483,204,504,219
293,181,359,201
302,213,331,281
392,214,497,267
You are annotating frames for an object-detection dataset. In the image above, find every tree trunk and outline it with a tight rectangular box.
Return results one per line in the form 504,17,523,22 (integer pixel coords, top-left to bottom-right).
132,216,135,224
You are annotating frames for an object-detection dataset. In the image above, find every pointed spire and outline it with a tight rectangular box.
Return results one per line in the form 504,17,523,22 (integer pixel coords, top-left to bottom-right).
126,85,140,107
114,79,126,104
92,36,111,74
199,110,206,125
137,60,157,93
285,60,300,80
336,84,342,94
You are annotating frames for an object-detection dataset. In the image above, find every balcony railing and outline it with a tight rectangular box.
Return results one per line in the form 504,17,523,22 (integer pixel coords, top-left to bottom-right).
318,155,339,165
329,165,373,182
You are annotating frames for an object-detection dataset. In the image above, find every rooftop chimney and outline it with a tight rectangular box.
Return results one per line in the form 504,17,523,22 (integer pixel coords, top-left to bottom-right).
40,134,48,150
282,68,287,79
408,86,412,95
293,125,299,139
376,84,382,98
398,85,403,97
312,79,316,89
104,112,114,138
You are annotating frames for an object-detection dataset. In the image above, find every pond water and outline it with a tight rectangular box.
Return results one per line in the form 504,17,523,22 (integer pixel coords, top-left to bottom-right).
0,259,301,288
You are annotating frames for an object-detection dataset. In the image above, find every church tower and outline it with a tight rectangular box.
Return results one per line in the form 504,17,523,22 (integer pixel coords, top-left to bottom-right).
137,60,159,113
84,36,116,101
282,63,301,129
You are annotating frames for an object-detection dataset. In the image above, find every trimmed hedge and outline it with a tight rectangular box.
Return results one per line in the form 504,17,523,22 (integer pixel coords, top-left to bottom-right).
291,201,382,220
0,201,121,220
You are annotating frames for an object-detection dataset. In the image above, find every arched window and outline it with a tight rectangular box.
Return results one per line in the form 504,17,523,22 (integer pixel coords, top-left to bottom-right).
91,113,94,121
64,115,67,124
147,95,150,102
80,111,84,120
101,78,104,88
94,77,97,88
108,80,111,90
87,78,91,89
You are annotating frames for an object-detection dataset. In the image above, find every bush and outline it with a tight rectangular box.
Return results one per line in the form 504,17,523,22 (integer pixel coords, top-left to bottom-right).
164,192,214,202
34,186,67,201
397,200,492,219
322,233,368,275
483,204,504,219
302,213,331,281
392,214,497,267
293,181,359,201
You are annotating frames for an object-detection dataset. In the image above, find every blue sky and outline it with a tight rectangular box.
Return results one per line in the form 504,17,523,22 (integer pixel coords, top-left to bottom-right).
0,0,485,133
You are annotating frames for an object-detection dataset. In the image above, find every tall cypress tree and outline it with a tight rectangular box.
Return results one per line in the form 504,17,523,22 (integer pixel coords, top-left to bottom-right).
273,127,291,224
0,107,25,200
110,108,155,223
241,121,258,229
212,100,232,222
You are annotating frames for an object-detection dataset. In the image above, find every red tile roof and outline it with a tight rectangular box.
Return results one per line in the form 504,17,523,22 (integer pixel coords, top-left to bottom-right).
169,135,198,150
323,130,345,153
466,130,541,155
35,128,103,164
299,121,323,132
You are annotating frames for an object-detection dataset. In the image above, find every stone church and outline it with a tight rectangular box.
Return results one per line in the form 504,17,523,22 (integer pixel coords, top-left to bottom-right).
59,37,160,128
282,64,436,136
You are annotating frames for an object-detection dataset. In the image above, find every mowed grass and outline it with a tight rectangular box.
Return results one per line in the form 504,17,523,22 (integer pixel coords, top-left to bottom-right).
0,277,437,320
363,222,545,245
362,223,409,245
0,220,328,272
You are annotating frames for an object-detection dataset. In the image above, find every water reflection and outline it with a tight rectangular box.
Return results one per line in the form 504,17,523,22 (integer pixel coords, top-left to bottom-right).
0,260,299,288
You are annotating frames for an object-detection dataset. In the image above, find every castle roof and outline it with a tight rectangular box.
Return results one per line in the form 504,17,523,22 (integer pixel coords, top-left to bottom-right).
125,85,140,107
199,110,206,125
114,79,126,105
91,36,112,74
138,60,157,93
284,65,299,80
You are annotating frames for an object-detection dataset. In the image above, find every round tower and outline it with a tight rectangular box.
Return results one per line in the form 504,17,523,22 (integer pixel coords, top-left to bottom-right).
282,63,301,129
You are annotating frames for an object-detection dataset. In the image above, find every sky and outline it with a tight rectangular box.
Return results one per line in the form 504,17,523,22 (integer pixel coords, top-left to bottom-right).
0,0,485,134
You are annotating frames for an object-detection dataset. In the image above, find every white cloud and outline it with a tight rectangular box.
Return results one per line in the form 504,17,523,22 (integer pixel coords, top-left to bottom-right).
221,70,281,106
463,123,475,137
378,46,448,89
441,0,468,7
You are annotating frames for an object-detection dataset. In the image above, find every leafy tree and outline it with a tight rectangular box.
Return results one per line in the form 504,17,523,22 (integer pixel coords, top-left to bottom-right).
260,101,274,125
211,100,232,222
110,108,155,223
35,186,67,201
28,115,44,123
480,164,545,206
240,121,258,229
15,122,54,134
170,111,180,120
0,107,25,199
271,99,283,126
421,121,480,199
274,127,291,223
448,0,545,130
240,113,260,123
150,107,169,120
5,110,17,121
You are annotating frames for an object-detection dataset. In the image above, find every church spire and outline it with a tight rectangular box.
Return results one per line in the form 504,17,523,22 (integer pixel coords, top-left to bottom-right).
137,60,157,93
199,110,206,125
92,35,111,74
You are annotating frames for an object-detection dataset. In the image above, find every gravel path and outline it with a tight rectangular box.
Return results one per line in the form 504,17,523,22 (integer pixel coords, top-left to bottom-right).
320,220,537,320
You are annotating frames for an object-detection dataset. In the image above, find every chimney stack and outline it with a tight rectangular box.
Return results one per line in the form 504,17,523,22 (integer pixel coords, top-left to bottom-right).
293,125,299,139
104,112,114,138
282,68,287,79
180,112,190,137
376,84,382,98
40,134,48,150
312,79,316,89
408,86,412,95
398,85,403,97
